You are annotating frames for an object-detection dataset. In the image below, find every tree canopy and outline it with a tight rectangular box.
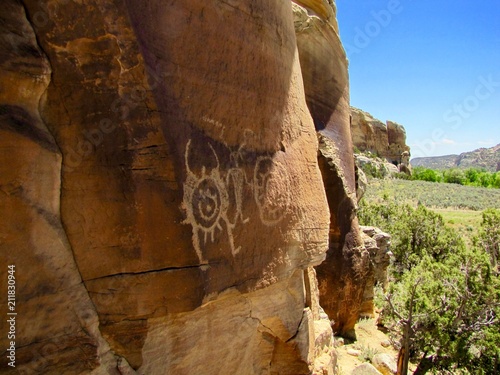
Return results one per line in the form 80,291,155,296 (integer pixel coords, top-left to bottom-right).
359,202,500,374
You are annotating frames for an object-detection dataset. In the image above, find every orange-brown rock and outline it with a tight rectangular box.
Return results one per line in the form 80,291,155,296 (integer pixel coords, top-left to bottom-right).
0,0,340,373
293,3,369,338
387,120,409,163
351,107,390,159
293,0,335,21
359,226,391,318
351,107,410,165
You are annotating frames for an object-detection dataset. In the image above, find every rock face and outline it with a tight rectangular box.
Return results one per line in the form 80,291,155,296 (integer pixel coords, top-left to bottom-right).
359,227,392,318
293,3,370,338
351,107,410,165
0,0,363,372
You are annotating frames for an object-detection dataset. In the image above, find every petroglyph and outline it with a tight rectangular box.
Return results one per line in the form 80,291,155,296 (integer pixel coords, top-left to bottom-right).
182,140,242,262
254,157,290,226
182,136,289,261
201,116,225,138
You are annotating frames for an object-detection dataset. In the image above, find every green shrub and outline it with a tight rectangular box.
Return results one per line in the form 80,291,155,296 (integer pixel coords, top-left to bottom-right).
358,202,464,276
411,166,441,182
361,201,500,374
443,168,466,185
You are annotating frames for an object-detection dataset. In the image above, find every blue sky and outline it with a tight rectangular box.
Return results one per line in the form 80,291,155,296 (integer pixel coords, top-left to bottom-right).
336,0,500,158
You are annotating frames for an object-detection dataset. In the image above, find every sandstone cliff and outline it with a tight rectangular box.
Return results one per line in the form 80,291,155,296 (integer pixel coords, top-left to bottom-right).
293,3,369,339
0,0,361,373
351,107,410,165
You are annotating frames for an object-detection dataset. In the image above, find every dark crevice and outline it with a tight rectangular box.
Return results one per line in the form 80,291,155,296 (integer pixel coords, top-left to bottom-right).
285,309,306,343
85,263,208,282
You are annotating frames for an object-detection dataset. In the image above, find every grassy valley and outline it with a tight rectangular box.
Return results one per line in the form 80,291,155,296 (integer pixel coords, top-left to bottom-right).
363,178,500,238
363,178,500,211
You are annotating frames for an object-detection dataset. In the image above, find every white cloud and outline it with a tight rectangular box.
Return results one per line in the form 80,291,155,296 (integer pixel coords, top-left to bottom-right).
442,138,455,144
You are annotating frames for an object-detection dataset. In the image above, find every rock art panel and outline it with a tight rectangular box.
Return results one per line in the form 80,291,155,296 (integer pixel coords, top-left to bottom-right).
183,140,239,261
1,0,333,373
254,156,291,226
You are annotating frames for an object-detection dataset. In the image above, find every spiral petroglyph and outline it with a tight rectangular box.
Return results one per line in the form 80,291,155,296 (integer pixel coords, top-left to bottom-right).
254,156,290,226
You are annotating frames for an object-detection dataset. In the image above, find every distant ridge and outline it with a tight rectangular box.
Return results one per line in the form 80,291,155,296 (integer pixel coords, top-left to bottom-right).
411,144,500,172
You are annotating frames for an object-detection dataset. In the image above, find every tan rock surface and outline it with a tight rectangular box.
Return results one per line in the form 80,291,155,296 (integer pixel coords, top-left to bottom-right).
351,107,389,159
352,362,384,375
387,121,410,164
293,2,369,338
359,226,391,318
372,353,398,375
0,0,344,373
0,1,119,372
351,108,410,165
293,0,336,21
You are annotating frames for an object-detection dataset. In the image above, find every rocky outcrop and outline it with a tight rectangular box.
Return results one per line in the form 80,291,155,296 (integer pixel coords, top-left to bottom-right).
411,143,500,172
387,121,409,164
351,107,410,166
293,3,370,338
355,154,401,179
359,227,391,318
351,108,389,158
355,165,368,202
0,0,337,373
0,0,370,371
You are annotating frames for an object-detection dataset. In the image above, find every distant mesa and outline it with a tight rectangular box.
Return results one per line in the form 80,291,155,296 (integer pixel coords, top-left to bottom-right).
411,143,500,172
350,107,411,175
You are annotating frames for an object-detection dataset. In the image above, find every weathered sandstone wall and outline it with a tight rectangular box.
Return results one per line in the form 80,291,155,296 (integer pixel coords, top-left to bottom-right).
0,0,363,372
351,107,410,165
293,3,369,338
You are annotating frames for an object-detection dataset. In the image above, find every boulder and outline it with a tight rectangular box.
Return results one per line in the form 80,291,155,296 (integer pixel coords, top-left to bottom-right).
372,353,398,375
352,362,383,375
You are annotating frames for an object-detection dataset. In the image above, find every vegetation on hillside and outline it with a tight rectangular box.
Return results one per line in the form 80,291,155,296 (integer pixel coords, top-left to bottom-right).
401,167,500,189
358,198,500,374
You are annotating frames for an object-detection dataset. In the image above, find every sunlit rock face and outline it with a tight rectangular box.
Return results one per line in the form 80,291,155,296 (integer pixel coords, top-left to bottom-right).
293,2,370,338
0,0,335,373
359,226,392,319
350,107,410,165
